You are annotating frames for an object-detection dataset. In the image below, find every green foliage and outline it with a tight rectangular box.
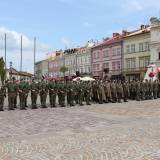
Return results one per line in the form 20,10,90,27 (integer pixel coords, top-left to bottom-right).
0,57,6,84
60,66,68,76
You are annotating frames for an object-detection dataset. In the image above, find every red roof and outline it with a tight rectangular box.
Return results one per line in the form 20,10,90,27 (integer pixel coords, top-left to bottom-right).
92,36,122,49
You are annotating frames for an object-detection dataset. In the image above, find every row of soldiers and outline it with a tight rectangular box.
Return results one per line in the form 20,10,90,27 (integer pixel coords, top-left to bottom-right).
0,77,160,111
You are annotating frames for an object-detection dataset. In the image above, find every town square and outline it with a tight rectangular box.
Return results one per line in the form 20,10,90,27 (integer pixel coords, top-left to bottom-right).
0,0,160,159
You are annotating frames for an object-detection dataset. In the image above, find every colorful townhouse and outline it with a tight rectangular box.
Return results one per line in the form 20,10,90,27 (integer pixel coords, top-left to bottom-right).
91,33,123,79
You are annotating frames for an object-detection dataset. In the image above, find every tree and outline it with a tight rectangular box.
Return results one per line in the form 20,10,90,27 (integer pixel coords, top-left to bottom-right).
60,66,68,77
0,57,6,85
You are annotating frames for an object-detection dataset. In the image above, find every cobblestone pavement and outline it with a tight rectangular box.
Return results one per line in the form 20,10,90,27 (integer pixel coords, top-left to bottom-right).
1,99,160,160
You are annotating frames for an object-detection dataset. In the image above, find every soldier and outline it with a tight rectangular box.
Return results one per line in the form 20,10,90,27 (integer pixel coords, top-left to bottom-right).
140,80,145,100
98,80,104,104
153,79,159,99
78,81,84,106
39,78,48,108
116,80,124,103
92,81,99,103
24,79,30,107
148,79,153,99
18,78,27,110
110,80,117,103
57,80,66,107
144,79,149,100
6,77,18,110
66,80,75,106
122,80,129,102
73,81,79,104
48,79,57,107
30,78,39,109
135,79,141,101
0,85,6,111
83,81,91,105
104,80,111,103
130,80,136,100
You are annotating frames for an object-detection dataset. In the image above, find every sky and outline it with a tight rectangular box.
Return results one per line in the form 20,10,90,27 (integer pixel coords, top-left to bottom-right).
0,0,160,72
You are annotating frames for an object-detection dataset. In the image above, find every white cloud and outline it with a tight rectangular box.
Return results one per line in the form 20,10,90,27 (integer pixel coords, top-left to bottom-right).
122,0,160,11
0,27,50,73
83,22,92,28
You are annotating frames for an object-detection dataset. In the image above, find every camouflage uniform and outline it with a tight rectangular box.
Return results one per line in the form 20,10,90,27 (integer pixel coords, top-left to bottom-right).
39,79,48,108
110,81,117,103
30,79,39,109
0,85,6,111
116,81,124,103
153,80,158,99
48,79,57,107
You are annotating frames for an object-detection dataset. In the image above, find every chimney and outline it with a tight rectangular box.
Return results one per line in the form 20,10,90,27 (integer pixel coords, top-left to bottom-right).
113,33,120,38
140,25,145,30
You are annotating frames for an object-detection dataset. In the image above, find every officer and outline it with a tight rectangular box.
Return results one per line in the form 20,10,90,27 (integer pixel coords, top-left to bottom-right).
48,78,57,107
122,80,129,102
19,78,27,110
57,80,66,107
135,79,141,101
83,81,91,105
30,78,39,109
39,77,48,108
116,80,124,103
97,80,104,104
0,85,6,111
66,80,75,107
110,80,117,103
6,77,18,110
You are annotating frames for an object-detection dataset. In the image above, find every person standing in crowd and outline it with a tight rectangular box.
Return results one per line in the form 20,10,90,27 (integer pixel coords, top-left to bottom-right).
83,81,91,105
97,80,104,104
0,84,6,111
153,79,159,99
135,79,141,101
48,78,57,108
110,80,117,103
122,80,129,102
148,79,153,99
104,80,111,103
30,78,39,109
78,81,84,106
116,80,124,103
144,79,149,100
19,78,27,110
5,77,18,110
39,78,48,108
66,80,74,107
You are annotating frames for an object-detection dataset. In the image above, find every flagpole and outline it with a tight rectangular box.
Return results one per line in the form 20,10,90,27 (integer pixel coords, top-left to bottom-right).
4,33,7,78
34,37,36,77
20,35,22,72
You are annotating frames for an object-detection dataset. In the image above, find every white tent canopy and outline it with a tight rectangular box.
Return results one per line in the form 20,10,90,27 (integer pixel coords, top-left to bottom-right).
81,76,95,81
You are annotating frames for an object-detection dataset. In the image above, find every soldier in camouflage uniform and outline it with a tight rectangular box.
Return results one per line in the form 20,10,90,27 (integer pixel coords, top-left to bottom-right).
83,81,91,105
104,80,111,103
97,80,104,104
116,80,124,103
92,81,99,103
140,80,145,100
6,77,18,110
110,80,117,103
0,85,6,111
39,78,48,108
78,81,84,106
24,79,30,107
135,79,141,101
148,79,153,99
144,79,149,100
66,80,74,106
122,80,129,102
48,79,57,107
30,78,39,109
57,80,66,107
130,80,136,100
19,78,28,110
153,79,159,99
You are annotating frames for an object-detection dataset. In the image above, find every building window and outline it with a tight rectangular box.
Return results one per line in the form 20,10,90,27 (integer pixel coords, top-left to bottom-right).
103,63,109,69
112,62,116,71
139,56,150,68
125,59,130,69
131,58,136,69
126,45,130,54
139,43,144,52
131,44,135,53
145,42,150,51
103,49,109,58
117,61,121,70
117,48,121,56
112,48,116,56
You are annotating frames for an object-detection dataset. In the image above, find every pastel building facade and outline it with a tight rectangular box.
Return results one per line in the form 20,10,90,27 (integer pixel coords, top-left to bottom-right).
91,34,123,78
123,25,151,80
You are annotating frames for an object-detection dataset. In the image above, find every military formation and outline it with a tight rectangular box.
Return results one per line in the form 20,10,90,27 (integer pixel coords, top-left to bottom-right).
0,77,160,111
